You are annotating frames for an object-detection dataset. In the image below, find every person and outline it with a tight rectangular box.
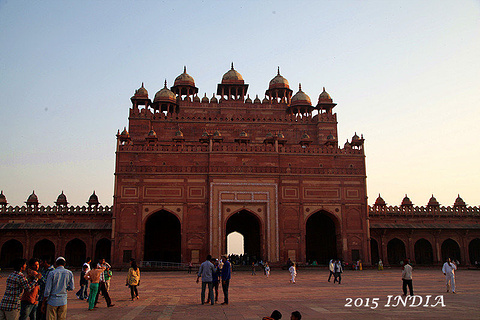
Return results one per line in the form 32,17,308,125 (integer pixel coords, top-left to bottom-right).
378,259,383,271
36,257,54,320
207,259,220,304
94,259,114,308
126,260,140,301
188,262,193,274
251,262,256,275
41,257,74,320
442,257,457,293
328,259,334,282
333,259,343,284
402,259,414,296
20,258,42,320
196,255,216,305
263,310,282,320
0,258,41,320
286,258,293,269
291,311,302,320
84,264,104,310
220,256,231,305
289,262,296,284
103,268,112,292
265,262,270,278
75,264,88,301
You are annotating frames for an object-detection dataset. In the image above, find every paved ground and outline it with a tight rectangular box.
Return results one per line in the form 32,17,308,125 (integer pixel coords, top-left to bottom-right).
1,268,479,319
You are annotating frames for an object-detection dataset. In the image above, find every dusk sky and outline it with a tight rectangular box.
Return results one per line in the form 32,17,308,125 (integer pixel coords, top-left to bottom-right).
1,1,479,208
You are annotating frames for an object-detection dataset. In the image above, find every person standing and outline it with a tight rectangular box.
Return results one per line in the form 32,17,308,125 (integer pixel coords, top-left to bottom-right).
402,259,414,296
84,265,103,311
126,260,140,301
41,257,74,320
0,258,41,320
75,264,88,301
207,259,220,304
196,255,216,305
220,256,231,305
442,258,457,293
333,260,343,284
251,263,256,276
328,259,334,282
378,259,383,271
265,262,270,278
289,262,296,284
94,259,114,308
19,258,42,320
36,257,54,320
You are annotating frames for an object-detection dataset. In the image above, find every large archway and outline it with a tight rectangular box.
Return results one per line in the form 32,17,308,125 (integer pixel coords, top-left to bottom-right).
414,238,433,265
441,238,461,263
144,210,181,262
65,238,86,268
33,239,55,262
387,238,406,265
0,239,23,268
95,238,111,263
226,210,261,262
469,238,480,265
370,238,379,265
306,211,337,265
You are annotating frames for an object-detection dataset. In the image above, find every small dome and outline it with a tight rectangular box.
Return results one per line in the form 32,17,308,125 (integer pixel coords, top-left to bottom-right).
375,194,386,206
291,84,312,107
154,81,176,103
245,94,252,103
201,93,209,103
147,128,157,137
427,195,440,207
175,130,184,137
55,191,68,206
193,94,200,103
221,63,244,84
401,194,413,207
318,87,333,103
454,194,467,207
87,191,99,206
254,95,261,104
344,139,351,148
262,96,269,104
120,127,129,137
0,191,7,205
174,66,195,87
269,67,290,90
134,83,148,97
352,133,360,141
210,94,218,103
26,191,39,205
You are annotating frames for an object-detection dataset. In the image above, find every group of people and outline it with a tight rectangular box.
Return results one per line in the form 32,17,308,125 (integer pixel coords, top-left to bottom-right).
327,259,343,284
196,255,231,305
263,309,302,320
0,256,73,320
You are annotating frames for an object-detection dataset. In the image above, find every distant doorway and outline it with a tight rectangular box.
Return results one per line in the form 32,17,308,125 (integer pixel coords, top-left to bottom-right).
0,239,23,268
441,239,461,263
226,210,261,261
306,211,337,265
227,231,244,255
387,238,406,265
469,238,480,265
65,238,86,268
33,239,55,262
370,238,379,265
95,238,111,263
414,239,433,265
144,210,181,262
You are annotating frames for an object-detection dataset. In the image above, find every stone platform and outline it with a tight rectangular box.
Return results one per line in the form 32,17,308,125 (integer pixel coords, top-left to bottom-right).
1,268,478,319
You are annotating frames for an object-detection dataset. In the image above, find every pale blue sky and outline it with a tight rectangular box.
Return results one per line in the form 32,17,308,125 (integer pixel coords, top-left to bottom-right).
1,1,479,207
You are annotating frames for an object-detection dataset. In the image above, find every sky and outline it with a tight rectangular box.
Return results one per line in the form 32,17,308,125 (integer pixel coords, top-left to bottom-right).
0,0,479,208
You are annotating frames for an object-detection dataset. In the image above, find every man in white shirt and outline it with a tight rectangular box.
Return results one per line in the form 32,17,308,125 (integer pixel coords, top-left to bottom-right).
401,259,414,296
442,258,457,293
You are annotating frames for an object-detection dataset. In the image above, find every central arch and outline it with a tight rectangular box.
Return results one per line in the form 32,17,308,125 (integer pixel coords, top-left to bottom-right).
144,210,181,262
226,210,261,262
306,211,337,265
33,239,55,262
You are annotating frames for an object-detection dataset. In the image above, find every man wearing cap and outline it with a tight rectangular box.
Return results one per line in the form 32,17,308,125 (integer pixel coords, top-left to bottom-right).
42,257,74,320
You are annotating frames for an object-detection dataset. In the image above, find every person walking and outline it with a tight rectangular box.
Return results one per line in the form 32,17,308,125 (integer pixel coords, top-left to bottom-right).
94,259,114,308
220,256,231,305
84,265,104,311
0,258,41,320
207,259,220,304
333,259,343,284
19,258,42,320
196,255,216,305
41,257,74,320
289,262,297,284
75,264,88,301
328,259,334,282
126,260,140,301
402,259,414,296
442,258,457,293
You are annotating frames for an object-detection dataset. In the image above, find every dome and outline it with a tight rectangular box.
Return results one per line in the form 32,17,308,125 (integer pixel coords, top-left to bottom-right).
375,194,386,206
352,133,360,141
254,95,261,104
0,191,7,205
401,194,413,207
290,84,312,107
210,94,218,103
120,127,129,137
87,191,99,206
221,63,244,84
269,67,290,90
193,94,200,103
245,94,252,103
318,87,333,103
174,66,195,87
427,195,440,207
154,81,176,103
26,191,39,205
201,93,209,103
55,191,68,206
454,194,467,207
134,83,148,97
262,96,269,104
344,139,351,149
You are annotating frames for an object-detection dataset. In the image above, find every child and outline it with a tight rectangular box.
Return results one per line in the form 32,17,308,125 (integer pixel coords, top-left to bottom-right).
76,264,89,300
265,262,270,277
289,262,297,283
